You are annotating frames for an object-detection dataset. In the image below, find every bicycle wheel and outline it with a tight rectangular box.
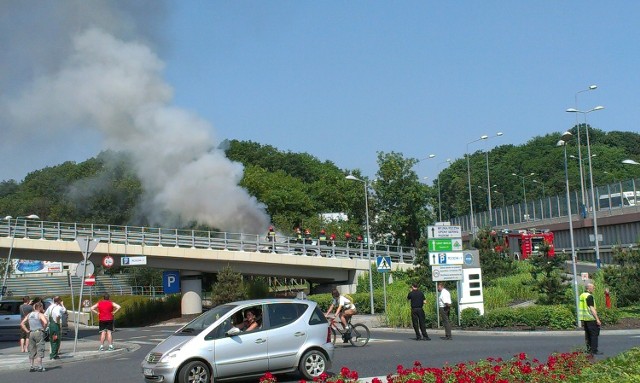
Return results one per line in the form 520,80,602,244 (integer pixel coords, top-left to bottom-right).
348,323,370,347
330,327,338,345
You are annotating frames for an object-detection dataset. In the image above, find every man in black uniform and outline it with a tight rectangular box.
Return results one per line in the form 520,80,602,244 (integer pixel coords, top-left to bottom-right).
407,283,431,341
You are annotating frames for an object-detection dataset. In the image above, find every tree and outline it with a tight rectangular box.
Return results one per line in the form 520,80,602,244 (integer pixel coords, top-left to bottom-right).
603,246,640,306
525,242,570,305
211,266,246,306
373,152,432,247
472,229,516,283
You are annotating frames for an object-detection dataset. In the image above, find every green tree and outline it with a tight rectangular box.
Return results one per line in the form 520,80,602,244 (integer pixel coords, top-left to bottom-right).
373,151,432,247
211,266,246,306
472,228,516,283
525,242,570,305
603,246,640,306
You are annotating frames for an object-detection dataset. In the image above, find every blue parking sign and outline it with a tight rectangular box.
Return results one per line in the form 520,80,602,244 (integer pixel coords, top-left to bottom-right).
163,271,180,294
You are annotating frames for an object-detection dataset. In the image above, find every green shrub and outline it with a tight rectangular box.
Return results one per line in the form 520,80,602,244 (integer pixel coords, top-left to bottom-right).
565,347,640,382
89,294,182,327
482,305,575,329
460,307,483,327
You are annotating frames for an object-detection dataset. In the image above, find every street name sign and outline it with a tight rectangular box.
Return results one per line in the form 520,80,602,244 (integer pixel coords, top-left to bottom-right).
428,238,463,252
121,256,147,266
431,265,463,281
428,252,464,266
427,225,462,239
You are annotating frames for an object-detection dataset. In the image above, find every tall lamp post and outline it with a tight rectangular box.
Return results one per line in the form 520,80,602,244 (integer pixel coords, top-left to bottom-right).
558,132,581,328
346,175,375,314
566,105,605,269
484,132,504,225
574,85,597,211
1,214,40,300
512,172,536,219
436,159,451,222
466,135,489,237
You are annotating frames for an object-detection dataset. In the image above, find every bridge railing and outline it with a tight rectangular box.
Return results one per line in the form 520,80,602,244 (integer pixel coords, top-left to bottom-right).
0,219,416,264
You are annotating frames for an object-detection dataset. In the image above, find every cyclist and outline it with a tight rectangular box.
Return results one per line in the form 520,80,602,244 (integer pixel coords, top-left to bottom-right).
325,289,357,332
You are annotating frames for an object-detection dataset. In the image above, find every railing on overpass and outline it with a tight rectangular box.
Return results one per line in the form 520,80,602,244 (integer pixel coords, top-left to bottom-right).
0,219,416,264
452,177,640,232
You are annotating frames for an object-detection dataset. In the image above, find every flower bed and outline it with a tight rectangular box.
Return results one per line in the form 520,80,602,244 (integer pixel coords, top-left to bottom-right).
260,352,593,383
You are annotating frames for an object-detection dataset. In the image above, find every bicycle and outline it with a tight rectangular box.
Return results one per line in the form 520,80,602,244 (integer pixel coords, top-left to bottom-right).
327,315,370,347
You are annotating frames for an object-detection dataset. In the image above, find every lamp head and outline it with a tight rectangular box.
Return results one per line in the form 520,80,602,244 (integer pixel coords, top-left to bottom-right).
345,175,361,182
622,159,640,165
481,135,489,140
565,108,578,113
556,140,565,147
592,105,605,111
496,132,503,137
560,131,573,142
589,85,597,90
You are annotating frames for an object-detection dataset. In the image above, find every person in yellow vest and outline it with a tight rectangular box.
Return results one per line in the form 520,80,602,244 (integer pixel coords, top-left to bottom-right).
579,283,602,355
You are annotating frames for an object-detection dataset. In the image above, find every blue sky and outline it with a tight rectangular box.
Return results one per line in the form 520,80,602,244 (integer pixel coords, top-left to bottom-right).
2,1,638,184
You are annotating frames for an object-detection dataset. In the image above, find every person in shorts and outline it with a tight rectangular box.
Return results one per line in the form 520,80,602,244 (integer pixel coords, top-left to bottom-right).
21,301,47,372
90,294,121,351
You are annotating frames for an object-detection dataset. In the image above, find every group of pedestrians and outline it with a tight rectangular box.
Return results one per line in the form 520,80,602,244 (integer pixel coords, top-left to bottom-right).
407,283,452,341
18,295,66,372
17,293,121,372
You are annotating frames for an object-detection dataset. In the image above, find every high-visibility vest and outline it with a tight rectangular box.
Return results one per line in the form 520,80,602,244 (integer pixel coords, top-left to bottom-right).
579,292,596,321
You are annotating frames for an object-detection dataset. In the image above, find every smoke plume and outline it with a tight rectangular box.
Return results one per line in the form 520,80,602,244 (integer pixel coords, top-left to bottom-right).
0,1,269,234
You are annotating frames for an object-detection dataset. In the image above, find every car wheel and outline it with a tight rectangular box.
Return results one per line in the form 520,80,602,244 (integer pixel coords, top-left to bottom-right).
177,360,210,383
299,349,328,380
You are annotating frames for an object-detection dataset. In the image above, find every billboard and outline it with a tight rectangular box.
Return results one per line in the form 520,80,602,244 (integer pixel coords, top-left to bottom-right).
12,260,63,274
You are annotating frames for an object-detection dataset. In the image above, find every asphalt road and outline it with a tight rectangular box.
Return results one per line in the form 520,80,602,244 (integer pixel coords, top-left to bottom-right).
1,325,638,382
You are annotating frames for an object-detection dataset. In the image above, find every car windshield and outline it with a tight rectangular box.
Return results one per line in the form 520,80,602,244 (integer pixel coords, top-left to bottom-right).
177,304,237,335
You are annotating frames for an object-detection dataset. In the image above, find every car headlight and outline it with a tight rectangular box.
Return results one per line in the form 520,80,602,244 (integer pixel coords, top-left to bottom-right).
159,350,181,364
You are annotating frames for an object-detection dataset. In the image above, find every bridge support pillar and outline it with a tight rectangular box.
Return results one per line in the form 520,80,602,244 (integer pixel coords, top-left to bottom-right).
180,270,203,315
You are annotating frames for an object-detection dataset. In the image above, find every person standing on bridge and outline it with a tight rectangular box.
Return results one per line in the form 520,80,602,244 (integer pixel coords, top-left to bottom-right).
266,226,276,252
407,283,431,341
91,294,121,351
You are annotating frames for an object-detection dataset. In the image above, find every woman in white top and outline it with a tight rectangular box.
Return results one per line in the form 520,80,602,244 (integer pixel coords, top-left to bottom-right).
20,301,48,372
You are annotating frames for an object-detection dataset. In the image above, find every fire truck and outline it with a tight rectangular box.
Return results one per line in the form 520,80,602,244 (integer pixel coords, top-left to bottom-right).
500,229,555,259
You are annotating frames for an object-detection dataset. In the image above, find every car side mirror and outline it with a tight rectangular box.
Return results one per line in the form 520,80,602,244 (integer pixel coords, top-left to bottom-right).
226,327,241,337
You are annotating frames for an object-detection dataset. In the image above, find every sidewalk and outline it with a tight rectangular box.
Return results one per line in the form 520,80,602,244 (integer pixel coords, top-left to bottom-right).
0,330,139,372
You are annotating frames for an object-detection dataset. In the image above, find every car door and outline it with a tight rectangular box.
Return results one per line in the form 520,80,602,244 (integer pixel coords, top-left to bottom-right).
212,306,268,379
0,301,20,337
267,302,309,371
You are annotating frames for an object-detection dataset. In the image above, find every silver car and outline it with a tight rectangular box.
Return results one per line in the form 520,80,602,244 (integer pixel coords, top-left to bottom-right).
0,300,22,338
141,298,334,383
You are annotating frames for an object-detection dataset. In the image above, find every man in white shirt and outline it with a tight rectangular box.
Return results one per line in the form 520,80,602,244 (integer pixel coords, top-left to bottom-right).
44,296,66,359
438,283,452,340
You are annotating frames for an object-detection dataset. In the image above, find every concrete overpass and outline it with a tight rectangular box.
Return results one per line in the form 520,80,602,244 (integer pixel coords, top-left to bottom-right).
0,218,416,313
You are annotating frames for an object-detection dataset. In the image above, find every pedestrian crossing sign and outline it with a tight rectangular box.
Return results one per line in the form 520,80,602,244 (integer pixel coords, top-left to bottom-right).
376,256,392,272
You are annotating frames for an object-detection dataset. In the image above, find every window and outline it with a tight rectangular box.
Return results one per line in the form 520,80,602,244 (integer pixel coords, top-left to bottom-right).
268,303,305,328
309,306,328,325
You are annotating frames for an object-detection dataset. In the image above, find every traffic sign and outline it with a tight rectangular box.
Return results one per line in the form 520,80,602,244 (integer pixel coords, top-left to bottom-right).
102,255,114,268
376,256,392,272
84,275,96,286
428,252,464,266
427,225,462,239
163,271,181,294
121,256,147,266
428,238,462,252
75,260,95,278
431,265,463,281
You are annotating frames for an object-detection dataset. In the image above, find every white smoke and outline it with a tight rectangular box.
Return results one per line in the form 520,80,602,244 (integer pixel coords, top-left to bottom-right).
2,26,269,234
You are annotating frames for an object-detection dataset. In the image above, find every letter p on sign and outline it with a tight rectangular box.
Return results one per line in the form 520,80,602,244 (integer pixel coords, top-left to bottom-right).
163,271,181,294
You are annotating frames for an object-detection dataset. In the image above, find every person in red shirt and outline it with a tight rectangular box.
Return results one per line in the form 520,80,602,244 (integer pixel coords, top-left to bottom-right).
90,294,121,351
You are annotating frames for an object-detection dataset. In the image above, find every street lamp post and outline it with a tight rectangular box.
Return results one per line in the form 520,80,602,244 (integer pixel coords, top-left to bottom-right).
467,135,489,236
484,133,504,225
512,172,536,220
436,159,451,222
346,175,375,314
558,132,581,328
566,105,605,269
574,85,597,211
1,214,40,300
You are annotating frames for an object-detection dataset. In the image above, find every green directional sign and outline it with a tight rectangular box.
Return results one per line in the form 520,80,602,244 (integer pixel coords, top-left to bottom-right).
428,238,462,252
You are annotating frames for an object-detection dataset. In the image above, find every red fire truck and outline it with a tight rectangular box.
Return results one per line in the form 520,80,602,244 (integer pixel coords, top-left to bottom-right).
500,229,555,259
